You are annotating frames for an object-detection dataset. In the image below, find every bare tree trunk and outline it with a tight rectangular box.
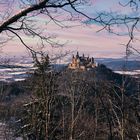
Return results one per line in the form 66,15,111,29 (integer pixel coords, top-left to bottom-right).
70,90,75,140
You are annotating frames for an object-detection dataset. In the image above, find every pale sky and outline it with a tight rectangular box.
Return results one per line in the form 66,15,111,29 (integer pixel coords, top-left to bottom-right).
0,0,139,59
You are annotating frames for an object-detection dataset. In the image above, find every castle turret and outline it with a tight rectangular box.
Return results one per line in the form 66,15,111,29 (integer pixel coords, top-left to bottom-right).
76,52,79,58
91,57,94,63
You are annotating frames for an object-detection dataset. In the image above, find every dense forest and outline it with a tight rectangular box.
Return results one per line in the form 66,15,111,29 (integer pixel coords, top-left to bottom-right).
0,57,139,140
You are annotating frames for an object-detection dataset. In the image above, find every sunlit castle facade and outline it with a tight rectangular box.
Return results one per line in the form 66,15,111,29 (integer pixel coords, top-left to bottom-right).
68,52,97,71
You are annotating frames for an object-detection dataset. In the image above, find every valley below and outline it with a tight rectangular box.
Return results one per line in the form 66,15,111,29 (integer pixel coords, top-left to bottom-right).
0,58,140,82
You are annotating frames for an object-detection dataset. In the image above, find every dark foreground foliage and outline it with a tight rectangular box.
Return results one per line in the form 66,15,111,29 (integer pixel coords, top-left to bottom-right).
0,64,140,140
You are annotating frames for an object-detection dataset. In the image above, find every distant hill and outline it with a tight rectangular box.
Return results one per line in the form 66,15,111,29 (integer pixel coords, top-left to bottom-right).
96,58,140,71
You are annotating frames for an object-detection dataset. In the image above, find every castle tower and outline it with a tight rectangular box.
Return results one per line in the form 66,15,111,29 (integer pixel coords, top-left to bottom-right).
91,57,94,63
72,55,75,64
76,52,79,58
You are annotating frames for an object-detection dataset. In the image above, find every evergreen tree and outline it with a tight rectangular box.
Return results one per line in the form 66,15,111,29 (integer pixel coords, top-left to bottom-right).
15,54,58,140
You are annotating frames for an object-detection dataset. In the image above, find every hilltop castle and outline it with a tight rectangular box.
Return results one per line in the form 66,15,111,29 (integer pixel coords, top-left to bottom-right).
68,52,97,71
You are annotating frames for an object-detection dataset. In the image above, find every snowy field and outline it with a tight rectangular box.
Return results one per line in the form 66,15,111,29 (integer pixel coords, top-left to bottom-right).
114,70,140,77
0,64,35,82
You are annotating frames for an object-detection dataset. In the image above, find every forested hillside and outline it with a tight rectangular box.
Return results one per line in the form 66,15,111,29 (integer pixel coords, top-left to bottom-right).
0,63,139,140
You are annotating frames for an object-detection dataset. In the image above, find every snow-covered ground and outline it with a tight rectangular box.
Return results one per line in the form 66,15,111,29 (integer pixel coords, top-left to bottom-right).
114,70,140,77
0,68,30,82
0,59,66,82
0,63,35,82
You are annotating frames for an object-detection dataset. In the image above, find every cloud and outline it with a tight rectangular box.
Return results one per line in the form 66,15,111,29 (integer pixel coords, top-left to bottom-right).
1,0,139,59
2,20,134,59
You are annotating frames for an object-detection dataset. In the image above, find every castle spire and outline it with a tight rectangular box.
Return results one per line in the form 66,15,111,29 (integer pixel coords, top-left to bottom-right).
91,57,94,63
76,51,79,58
